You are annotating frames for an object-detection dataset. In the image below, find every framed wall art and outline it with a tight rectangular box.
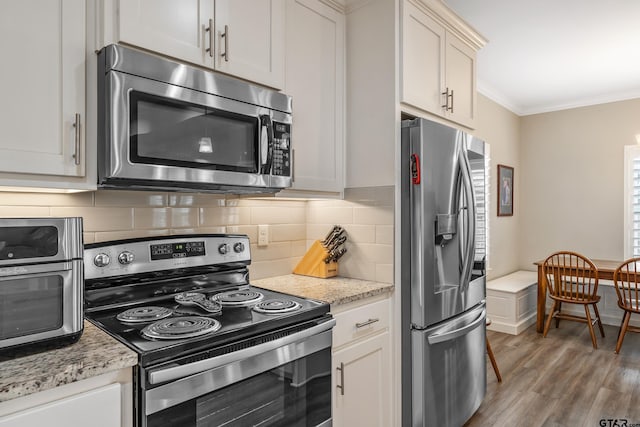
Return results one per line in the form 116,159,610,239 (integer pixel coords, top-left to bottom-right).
497,164,514,216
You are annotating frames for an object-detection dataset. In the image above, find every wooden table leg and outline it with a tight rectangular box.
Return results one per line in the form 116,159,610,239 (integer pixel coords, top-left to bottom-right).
536,264,546,333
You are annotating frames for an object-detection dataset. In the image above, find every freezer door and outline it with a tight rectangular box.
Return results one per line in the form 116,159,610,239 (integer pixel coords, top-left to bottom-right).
411,303,486,427
405,118,485,327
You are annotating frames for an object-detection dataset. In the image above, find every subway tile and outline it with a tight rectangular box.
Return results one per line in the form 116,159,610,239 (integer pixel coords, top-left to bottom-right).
94,229,169,242
134,208,170,229
238,198,305,209
83,233,96,244
50,207,134,232
170,208,198,228
250,242,292,262
95,190,167,207
0,206,51,217
306,206,353,224
249,259,296,280
170,227,227,235
343,224,376,243
306,224,339,242
353,206,393,225
375,264,394,284
338,257,377,282
0,192,94,207
199,206,251,226
226,225,257,242
291,240,307,257
270,224,306,242
168,193,226,207
375,225,394,245
351,243,393,264
250,206,306,225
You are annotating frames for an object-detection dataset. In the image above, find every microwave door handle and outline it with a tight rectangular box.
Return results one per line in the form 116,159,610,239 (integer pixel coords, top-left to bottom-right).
259,115,274,174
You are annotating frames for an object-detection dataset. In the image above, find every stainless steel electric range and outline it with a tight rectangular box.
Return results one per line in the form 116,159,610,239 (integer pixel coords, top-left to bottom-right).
83,234,334,427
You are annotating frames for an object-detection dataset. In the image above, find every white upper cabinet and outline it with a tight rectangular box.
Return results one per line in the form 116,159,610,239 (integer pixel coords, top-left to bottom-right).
114,0,285,89
0,0,87,182
401,0,484,129
119,0,215,69
215,0,285,89
401,4,445,116
284,0,344,193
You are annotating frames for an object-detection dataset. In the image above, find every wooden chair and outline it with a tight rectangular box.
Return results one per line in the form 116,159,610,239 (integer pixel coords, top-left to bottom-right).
486,318,502,382
542,251,604,348
613,257,640,354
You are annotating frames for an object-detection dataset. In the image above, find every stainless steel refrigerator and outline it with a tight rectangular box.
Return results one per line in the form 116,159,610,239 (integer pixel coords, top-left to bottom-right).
400,118,487,427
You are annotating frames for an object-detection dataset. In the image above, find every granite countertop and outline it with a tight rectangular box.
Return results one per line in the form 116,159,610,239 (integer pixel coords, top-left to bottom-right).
252,274,394,306
0,321,138,403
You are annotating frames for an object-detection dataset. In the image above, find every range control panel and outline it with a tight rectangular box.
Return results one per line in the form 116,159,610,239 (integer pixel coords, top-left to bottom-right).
150,241,205,260
84,235,251,280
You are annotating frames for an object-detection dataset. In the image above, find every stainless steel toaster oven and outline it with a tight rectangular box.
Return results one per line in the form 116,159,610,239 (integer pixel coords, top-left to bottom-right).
0,217,84,357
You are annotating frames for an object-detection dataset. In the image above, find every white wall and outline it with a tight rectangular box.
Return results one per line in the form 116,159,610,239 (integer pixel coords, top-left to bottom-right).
519,98,640,267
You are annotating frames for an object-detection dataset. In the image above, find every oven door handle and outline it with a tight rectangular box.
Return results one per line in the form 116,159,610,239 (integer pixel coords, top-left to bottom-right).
147,317,336,385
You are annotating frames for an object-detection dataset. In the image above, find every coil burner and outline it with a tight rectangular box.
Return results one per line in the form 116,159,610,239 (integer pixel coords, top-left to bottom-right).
211,290,264,307
253,299,302,315
141,316,221,340
116,306,173,324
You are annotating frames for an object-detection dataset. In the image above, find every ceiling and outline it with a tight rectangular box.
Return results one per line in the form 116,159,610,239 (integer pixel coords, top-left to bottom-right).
443,0,640,116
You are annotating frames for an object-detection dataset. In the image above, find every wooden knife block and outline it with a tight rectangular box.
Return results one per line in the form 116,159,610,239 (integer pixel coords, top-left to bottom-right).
293,240,338,278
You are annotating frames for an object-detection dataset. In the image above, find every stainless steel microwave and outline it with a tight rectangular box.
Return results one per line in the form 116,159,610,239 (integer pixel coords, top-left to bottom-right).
0,217,84,357
97,44,292,193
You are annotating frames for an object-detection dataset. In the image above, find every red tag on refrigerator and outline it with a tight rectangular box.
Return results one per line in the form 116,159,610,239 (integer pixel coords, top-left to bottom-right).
411,154,421,184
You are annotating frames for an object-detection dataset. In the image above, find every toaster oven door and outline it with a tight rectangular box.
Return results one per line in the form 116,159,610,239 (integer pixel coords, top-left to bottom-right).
0,260,83,353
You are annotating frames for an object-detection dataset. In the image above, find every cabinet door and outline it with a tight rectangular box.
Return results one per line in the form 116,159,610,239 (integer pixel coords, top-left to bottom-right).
332,332,391,427
401,0,445,115
215,0,284,89
0,383,121,427
285,0,344,193
0,0,85,177
445,33,477,128
119,0,215,68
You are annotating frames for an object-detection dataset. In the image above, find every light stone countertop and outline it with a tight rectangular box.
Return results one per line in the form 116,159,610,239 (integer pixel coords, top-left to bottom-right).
0,321,138,403
252,274,394,306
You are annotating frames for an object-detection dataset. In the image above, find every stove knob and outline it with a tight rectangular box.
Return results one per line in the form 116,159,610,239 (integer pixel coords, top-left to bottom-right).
118,251,135,265
218,243,229,255
94,253,110,268
233,242,245,253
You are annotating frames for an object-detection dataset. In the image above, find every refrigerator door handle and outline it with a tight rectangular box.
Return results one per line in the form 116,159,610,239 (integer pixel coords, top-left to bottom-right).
427,307,485,345
458,143,476,292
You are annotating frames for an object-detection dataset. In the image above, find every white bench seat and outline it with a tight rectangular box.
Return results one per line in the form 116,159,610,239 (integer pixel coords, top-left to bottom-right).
487,270,538,335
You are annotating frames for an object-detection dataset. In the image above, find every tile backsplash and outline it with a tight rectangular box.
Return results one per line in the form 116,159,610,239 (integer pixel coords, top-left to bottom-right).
0,187,394,283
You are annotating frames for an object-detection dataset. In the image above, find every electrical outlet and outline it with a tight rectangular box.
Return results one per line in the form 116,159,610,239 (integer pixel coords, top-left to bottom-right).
258,225,269,247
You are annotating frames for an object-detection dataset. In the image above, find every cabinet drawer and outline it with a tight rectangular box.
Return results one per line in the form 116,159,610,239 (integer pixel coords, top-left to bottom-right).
332,299,390,348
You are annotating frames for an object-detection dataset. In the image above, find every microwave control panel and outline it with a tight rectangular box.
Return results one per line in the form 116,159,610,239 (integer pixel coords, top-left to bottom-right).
272,122,291,177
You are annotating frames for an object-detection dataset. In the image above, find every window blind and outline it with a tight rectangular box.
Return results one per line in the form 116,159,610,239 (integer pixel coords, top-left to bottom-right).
631,157,640,256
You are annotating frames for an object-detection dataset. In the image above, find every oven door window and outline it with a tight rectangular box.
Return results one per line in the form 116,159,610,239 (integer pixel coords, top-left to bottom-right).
0,275,63,340
0,226,59,260
147,348,331,427
129,92,259,173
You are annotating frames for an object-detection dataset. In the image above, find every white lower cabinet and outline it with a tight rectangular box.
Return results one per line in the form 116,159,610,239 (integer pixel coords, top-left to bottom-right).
0,369,133,427
331,296,392,427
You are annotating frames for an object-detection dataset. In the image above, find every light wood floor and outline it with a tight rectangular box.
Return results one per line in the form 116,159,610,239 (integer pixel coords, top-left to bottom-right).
465,321,640,427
